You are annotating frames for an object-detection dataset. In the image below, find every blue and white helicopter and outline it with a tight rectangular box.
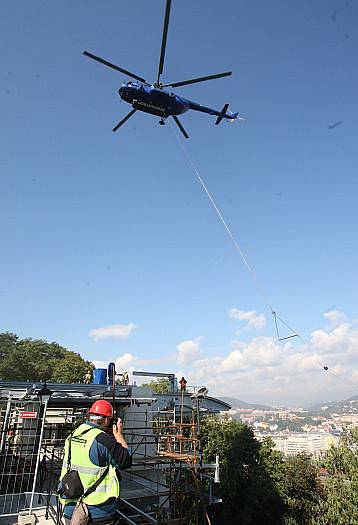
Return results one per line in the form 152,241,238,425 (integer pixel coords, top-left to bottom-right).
84,0,243,138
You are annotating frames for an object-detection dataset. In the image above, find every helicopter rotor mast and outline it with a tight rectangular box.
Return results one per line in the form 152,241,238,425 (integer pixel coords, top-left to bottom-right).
156,0,172,87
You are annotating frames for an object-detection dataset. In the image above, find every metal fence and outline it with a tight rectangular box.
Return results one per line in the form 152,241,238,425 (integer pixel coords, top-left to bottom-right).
0,397,49,518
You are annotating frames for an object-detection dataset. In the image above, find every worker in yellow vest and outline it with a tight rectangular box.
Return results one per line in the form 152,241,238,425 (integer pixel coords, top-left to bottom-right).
59,400,131,524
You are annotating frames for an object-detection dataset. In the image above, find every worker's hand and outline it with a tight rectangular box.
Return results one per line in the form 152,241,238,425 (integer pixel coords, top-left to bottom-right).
113,418,123,438
113,418,129,449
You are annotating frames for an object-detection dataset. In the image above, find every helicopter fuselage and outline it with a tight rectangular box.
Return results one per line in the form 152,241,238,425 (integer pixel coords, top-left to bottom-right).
118,81,230,121
119,82,188,117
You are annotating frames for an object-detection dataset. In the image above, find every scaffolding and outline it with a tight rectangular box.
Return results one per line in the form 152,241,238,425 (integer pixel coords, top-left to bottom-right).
0,379,227,524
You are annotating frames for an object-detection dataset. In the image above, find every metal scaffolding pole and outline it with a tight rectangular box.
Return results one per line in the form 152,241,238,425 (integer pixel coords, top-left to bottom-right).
28,398,48,515
0,396,12,454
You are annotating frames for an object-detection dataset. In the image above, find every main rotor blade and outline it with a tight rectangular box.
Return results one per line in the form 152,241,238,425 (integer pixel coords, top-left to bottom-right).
83,51,147,83
172,115,189,139
112,109,137,132
157,0,172,84
164,71,232,88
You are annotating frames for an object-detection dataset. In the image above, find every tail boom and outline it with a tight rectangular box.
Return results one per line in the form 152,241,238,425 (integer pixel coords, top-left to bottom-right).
186,100,240,124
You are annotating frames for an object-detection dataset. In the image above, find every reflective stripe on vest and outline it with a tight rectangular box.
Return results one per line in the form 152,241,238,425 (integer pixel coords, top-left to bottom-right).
59,423,119,505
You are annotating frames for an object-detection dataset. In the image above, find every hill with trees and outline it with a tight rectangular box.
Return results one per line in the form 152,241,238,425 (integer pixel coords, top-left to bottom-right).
221,396,272,410
307,395,358,416
0,332,93,383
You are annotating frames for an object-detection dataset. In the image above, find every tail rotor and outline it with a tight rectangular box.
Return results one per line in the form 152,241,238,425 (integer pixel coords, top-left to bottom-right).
215,103,245,125
215,103,229,125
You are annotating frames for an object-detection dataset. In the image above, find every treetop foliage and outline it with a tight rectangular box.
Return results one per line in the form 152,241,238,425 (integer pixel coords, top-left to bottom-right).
142,378,171,394
309,427,358,525
0,331,93,383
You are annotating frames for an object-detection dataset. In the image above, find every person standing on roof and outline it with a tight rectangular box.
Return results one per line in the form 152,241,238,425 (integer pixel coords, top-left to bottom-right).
179,376,187,392
59,399,131,524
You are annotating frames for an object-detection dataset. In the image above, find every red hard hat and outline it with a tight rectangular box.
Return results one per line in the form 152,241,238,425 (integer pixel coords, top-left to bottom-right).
89,400,113,418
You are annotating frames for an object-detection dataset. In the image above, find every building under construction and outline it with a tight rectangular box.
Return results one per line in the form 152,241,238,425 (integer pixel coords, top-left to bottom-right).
0,372,230,524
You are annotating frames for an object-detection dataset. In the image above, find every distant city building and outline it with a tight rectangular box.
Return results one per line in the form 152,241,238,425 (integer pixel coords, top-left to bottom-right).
262,432,339,457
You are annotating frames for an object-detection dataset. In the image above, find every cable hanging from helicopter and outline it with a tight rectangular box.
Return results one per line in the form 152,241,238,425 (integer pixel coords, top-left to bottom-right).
168,120,358,393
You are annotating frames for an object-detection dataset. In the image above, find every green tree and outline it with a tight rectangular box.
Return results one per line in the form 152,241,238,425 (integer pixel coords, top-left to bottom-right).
201,418,285,525
142,378,171,394
52,351,94,383
0,332,93,383
281,454,322,525
259,439,322,525
0,332,18,361
198,419,324,525
310,428,358,525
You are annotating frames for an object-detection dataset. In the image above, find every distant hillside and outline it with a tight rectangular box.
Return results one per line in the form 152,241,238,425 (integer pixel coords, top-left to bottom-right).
221,397,272,411
308,394,358,415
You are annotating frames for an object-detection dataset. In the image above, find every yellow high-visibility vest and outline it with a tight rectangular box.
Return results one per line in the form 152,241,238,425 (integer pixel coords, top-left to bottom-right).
59,423,119,505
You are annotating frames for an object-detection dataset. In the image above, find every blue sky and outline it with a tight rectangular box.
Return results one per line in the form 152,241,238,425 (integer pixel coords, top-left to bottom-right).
1,0,357,405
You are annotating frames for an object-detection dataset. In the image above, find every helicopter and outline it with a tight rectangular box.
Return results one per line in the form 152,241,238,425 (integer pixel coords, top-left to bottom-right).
83,0,243,138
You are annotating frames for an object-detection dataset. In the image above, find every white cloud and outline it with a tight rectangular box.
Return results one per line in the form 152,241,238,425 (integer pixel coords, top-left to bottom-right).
229,337,285,368
177,338,202,364
219,350,244,372
229,308,266,332
92,353,138,372
115,353,137,371
296,353,322,371
172,311,358,406
92,360,107,369
324,310,348,327
330,363,346,376
311,323,351,353
89,323,137,341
